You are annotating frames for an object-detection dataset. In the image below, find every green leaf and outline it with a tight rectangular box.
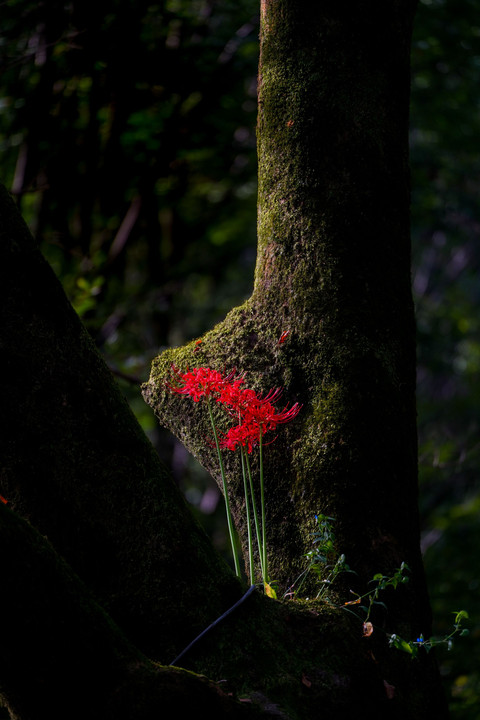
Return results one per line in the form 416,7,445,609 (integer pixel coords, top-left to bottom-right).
453,610,469,624
389,634,416,656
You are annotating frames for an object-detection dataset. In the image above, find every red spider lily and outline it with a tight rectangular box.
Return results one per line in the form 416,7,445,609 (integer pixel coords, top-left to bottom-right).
220,423,259,454
218,385,283,415
215,377,246,409
167,364,302,448
220,398,302,453
166,365,238,402
165,364,302,589
240,396,302,436
220,421,279,454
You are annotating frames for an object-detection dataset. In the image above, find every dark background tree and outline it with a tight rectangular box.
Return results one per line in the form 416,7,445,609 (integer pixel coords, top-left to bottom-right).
0,0,479,716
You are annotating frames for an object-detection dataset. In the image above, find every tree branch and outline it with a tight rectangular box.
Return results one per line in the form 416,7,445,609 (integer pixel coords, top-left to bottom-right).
0,182,240,663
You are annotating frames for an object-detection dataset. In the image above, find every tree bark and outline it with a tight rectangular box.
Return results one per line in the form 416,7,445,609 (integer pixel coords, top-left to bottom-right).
0,496,444,720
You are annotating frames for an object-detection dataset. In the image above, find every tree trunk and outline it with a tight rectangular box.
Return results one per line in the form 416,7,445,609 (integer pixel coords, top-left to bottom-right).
143,0,448,715
145,0,422,614
0,182,241,665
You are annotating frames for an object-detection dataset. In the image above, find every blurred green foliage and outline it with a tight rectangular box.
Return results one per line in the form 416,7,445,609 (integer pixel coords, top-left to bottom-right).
411,1,480,715
1,0,479,715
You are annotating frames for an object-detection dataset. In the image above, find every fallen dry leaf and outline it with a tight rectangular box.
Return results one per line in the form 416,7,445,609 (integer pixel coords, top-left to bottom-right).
362,621,374,637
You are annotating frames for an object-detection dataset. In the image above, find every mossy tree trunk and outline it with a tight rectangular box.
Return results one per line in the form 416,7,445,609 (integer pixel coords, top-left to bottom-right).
146,0,424,617
144,0,448,715
0,184,243,667
1,1,449,718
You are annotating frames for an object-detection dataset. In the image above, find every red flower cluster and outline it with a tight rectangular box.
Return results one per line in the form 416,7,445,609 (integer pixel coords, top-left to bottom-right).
167,365,302,453
167,365,234,402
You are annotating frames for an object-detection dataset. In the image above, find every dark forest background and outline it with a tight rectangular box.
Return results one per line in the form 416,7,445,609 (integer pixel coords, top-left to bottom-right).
1,1,479,716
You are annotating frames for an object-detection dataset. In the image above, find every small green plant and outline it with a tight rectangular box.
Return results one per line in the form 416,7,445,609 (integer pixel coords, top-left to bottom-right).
342,562,411,621
283,513,352,600
388,609,470,658
288,514,469,657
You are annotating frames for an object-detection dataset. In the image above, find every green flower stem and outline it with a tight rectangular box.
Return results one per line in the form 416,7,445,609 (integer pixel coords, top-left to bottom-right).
259,430,268,585
243,447,264,582
240,449,255,584
207,400,241,577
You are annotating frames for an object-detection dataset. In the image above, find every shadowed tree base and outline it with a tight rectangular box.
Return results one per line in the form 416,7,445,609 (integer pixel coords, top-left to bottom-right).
0,498,444,720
